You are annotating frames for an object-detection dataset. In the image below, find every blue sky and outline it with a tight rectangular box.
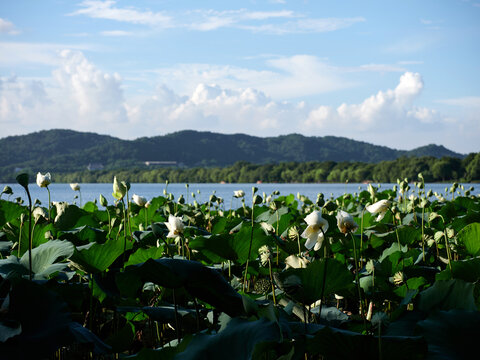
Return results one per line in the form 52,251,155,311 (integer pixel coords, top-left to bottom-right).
1,0,479,153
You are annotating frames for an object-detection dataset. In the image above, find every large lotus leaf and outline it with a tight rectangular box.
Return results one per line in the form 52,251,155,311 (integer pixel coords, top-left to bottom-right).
175,317,282,360
15,222,56,256
435,257,480,283
457,222,480,256
188,234,237,264
233,222,275,264
396,225,421,246
20,239,74,279
0,200,27,227
125,246,165,267
121,258,244,317
276,258,353,305
418,279,476,312
105,321,135,353
417,310,480,359
0,278,110,358
118,305,199,328
0,240,74,279
0,320,22,343
58,225,106,246
451,211,480,233
454,196,480,212
70,238,130,273
299,323,427,360
190,222,274,265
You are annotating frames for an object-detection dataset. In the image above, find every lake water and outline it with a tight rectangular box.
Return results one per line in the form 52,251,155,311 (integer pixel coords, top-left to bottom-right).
2,182,476,208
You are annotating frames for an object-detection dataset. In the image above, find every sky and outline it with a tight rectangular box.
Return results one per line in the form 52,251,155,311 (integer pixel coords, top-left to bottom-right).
0,0,479,153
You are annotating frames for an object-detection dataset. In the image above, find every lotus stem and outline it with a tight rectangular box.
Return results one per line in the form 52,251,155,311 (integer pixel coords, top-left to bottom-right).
350,233,367,332
421,205,425,262
243,189,255,293
46,185,51,221
172,288,181,342
268,259,277,305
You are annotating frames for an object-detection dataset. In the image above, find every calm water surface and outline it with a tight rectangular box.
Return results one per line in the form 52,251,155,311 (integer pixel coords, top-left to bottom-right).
2,182,477,208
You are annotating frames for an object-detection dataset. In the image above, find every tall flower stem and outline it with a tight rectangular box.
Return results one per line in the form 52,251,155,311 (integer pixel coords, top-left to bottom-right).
26,189,33,280
243,189,255,293
359,209,365,268
421,205,425,262
268,259,277,305
46,186,51,221
350,233,367,332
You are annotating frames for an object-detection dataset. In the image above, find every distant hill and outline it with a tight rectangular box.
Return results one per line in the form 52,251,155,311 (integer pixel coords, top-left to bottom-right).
0,129,465,181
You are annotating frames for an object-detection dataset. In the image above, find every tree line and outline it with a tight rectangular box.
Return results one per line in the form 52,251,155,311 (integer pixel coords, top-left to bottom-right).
47,153,480,184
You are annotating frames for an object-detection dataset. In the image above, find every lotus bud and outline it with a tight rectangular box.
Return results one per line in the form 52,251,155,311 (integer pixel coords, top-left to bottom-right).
70,183,80,191
132,194,147,207
36,172,51,188
1,185,13,196
112,176,127,200
99,194,108,207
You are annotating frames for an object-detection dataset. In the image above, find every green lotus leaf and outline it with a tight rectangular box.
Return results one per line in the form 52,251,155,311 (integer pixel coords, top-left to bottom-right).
276,258,353,305
70,238,131,273
457,222,480,256
418,278,476,313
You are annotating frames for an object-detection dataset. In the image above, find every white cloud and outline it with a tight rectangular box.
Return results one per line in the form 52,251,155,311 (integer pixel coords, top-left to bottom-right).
0,50,127,135
0,42,92,66
70,0,173,27
437,96,480,108
305,72,438,131
0,18,19,35
1,52,477,153
70,1,364,34
100,30,133,36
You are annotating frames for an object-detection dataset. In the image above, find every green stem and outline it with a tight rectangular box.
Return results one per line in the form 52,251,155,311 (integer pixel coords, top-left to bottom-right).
351,233,366,332
421,206,425,262
46,186,51,221
243,191,255,293
268,260,277,305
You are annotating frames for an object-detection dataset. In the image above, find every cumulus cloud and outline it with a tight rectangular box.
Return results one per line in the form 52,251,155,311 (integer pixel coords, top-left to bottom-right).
305,72,435,131
0,50,127,135
1,51,477,152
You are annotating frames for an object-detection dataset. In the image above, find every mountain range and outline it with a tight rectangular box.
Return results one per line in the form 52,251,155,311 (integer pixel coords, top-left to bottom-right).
0,129,464,178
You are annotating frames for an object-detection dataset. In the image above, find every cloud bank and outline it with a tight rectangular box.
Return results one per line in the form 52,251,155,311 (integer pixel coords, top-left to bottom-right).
0,50,477,152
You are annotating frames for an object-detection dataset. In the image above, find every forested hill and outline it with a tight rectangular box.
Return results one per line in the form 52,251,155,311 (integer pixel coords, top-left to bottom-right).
0,129,464,178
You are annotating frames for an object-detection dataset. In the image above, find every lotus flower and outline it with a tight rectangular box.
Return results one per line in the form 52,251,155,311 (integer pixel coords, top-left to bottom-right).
132,194,147,207
165,214,184,238
336,210,358,234
258,245,272,266
36,172,51,188
365,199,391,221
70,183,80,191
285,254,310,269
301,210,329,251
233,190,245,198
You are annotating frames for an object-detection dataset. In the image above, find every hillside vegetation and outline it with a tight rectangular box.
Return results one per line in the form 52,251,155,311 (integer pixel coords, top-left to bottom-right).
0,129,465,182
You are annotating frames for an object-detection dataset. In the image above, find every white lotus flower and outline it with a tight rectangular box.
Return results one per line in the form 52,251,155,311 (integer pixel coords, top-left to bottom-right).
36,172,51,188
165,214,184,238
365,200,391,221
301,210,329,251
336,210,358,234
32,207,47,222
285,254,310,269
132,194,147,207
70,183,80,191
233,190,245,198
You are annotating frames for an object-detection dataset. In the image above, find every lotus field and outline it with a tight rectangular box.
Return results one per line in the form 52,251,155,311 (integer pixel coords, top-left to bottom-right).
1,173,480,359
